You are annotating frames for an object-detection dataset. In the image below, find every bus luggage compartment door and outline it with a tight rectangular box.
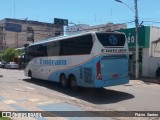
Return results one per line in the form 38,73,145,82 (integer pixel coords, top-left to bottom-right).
100,56,128,81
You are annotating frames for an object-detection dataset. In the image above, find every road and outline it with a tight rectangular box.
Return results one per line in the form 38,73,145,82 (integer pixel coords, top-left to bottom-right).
0,69,160,120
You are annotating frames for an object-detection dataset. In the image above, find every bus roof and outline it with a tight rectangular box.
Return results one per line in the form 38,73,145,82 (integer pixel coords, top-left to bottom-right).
28,31,124,47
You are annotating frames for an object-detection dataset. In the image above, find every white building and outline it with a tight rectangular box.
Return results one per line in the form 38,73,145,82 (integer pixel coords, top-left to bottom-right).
66,23,127,35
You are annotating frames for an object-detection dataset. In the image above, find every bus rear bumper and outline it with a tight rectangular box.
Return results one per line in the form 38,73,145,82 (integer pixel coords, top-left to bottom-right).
94,78,129,88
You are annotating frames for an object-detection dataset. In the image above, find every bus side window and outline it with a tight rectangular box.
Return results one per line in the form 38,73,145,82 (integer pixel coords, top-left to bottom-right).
60,34,93,55
38,44,47,56
47,41,60,56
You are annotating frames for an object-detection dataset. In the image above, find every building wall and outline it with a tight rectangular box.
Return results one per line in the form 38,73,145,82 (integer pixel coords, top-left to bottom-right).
148,57,160,77
66,23,127,35
0,18,63,50
142,48,150,77
146,27,160,78
66,24,89,35
142,27,160,78
150,26,160,57
143,48,160,78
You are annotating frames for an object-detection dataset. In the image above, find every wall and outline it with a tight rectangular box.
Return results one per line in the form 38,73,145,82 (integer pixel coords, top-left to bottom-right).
0,18,63,49
66,23,127,35
150,26,160,57
148,57,160,77
142,48,150,77
142,27,160,78
147,27,160,78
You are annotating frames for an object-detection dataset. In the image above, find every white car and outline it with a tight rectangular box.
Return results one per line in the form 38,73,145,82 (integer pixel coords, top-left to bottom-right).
5,62,19,69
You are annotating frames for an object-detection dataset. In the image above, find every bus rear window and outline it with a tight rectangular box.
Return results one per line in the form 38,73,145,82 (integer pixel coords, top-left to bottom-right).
96,33,126,47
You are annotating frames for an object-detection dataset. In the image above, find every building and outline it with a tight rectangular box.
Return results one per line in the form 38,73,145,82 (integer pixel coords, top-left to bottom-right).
0,18,63,50
66,23,127,35
119,26,160,78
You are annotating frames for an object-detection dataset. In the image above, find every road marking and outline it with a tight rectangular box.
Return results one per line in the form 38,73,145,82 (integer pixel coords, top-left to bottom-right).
9,104,27,111
16,98,28,102
3,100,17,104
13,88,24,91
29,98,41,102
0,96,5,101
23,86,35,90
8,104,48,120
38,101,53,105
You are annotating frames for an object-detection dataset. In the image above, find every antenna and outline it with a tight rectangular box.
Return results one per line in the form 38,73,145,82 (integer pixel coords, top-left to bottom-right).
95,15,97,22
37,14,39,21
110,8,112,22
14,0,15,19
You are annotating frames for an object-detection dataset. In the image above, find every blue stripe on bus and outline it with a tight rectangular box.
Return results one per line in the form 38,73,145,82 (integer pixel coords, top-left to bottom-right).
47,56,102,87
47,55,129,88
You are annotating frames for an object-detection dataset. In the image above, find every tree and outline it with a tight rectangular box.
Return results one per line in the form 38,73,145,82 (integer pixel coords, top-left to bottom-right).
1,48,20,62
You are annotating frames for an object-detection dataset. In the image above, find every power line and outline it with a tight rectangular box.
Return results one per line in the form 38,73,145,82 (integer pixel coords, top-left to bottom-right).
143,21,160,24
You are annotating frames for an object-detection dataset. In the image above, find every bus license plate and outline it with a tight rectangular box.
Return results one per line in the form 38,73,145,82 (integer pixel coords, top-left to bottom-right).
112,74,120,78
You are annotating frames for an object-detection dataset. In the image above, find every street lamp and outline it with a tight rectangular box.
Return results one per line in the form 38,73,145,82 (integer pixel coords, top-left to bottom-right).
115,0,139,79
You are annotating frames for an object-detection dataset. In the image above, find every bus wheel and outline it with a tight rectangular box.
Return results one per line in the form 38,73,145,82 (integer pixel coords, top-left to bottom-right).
156,68,160,84
70,75,78,91
156,67,160,79
28,70,33,80
60,74,68,88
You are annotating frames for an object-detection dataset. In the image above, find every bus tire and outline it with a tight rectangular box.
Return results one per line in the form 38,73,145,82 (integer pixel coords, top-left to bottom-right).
28,70,34,80
156,67,160,79
60,74,68,88
69,75,78,91
156,68,160,84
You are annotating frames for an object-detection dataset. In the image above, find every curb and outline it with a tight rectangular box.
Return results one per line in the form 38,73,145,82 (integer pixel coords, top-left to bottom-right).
142,79,160,84
129,75,160,84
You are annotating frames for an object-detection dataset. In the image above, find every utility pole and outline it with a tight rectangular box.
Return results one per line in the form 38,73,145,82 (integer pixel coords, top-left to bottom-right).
115,0,139,79
0,26,5,50
0,26,3,50
15,32,18,48
135,0,139,79
14,0,15,19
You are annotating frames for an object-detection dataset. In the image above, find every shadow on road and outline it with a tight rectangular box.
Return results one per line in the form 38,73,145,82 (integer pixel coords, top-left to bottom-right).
23,78,134,104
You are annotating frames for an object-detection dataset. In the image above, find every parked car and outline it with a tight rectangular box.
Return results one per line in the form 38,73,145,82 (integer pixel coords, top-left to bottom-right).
0,61,6,68
5,62,19,69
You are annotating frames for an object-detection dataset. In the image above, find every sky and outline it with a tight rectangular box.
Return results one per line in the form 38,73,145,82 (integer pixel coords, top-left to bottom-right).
0,0,160,28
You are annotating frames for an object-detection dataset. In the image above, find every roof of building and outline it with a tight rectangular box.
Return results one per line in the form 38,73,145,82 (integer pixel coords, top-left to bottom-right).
1,18,60,27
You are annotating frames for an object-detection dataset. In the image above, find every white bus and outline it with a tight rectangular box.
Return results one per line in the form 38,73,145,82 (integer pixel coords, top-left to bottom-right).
24,31,129,89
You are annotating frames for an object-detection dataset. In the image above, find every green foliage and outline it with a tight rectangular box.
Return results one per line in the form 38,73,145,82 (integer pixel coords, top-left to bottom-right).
1,48,20,62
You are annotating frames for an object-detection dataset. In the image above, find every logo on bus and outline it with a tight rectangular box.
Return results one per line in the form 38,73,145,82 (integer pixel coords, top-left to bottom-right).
102,48,127,53
40,59,67,66
109,35,118,45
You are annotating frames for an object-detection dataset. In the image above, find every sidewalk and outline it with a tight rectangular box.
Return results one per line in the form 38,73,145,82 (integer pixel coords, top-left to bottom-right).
129,75,160,84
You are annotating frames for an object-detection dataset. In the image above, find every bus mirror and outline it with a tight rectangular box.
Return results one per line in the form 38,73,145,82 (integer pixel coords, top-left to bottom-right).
24,44,29,48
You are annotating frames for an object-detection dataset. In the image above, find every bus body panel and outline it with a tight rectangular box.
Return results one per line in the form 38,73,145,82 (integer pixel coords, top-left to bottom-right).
100,55,128,81
94,77,129,88
47,55,97,87
45,54,128,88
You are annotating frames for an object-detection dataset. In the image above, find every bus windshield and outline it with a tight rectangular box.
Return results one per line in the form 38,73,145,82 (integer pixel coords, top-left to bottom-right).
96,33,126,47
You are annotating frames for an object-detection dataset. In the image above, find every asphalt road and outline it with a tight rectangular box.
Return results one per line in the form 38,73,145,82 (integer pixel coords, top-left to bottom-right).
0,69,160,120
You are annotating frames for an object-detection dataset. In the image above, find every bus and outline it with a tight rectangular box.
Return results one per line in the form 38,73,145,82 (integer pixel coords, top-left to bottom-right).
24,31,129,89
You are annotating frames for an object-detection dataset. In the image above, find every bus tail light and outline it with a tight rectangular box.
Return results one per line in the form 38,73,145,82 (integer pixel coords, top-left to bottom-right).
96,61,102,80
